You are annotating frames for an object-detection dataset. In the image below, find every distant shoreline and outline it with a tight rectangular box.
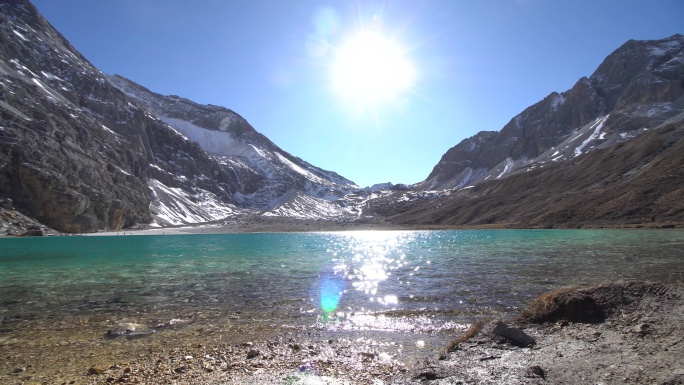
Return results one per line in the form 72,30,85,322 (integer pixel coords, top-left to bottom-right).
2,217,682,238
82,218,684,237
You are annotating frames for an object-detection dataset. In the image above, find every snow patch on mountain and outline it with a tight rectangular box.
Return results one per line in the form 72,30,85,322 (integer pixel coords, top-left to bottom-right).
261,191,357,220
497,158,514,178
157,115,263,156
481,158,532,182
274,152,325,184
148,179,246,227
649,38,682,56
12,29,28,41
551,94,566,110
575,115,609,157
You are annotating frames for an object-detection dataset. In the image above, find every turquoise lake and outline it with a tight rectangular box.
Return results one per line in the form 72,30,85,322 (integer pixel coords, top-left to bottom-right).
1,229,683,359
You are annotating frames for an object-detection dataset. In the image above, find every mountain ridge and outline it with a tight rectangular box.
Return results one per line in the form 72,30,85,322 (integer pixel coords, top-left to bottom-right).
419,34,684,191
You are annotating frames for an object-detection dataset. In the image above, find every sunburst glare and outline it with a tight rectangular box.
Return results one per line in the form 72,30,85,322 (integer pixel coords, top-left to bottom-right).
330,29,417,112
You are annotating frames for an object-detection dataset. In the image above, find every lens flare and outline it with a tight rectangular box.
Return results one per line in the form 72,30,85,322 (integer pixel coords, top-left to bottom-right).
320,274,344,313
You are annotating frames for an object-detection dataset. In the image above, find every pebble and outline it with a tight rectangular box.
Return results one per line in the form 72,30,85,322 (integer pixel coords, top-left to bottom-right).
632,323,650,336
174,365,189,374
87,366,107,375
526,365,545,379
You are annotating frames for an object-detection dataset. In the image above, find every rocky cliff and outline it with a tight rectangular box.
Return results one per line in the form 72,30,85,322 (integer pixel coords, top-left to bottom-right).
420,35,684,191
1,0,153,232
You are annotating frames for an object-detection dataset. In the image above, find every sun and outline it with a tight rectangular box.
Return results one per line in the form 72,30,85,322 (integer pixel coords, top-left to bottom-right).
330,30,416,110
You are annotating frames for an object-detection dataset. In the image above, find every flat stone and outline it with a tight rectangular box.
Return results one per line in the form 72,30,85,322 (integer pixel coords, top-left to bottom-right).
492,321,536,347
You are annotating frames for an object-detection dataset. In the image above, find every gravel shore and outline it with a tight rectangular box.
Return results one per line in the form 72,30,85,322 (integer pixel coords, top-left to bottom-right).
2,281,681,384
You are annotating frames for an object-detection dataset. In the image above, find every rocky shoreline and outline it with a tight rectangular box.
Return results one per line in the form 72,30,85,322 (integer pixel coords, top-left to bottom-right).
2,281,681,384
405,281,684,385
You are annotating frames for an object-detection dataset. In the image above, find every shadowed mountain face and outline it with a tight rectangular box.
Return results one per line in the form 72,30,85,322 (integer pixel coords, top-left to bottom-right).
0,0,359,232
420,35,684,191
1,0,156,232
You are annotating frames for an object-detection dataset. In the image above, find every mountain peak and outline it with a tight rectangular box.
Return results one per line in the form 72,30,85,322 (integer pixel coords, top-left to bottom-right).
420,35,684,191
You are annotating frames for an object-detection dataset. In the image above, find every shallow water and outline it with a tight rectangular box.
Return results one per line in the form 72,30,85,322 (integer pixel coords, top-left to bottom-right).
1,229,683,366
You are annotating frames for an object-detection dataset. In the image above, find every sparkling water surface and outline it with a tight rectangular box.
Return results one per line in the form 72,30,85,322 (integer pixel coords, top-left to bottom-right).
1,229,683,355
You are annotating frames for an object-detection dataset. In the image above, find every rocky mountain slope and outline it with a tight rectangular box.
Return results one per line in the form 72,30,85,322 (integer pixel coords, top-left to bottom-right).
107,75,360,216
1,0,154,232
0,0,360,233
365,34,684,228
420,34,684,191
368,110,684,228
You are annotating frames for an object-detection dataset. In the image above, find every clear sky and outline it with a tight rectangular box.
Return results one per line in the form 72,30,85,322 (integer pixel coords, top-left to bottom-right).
31,0,682,188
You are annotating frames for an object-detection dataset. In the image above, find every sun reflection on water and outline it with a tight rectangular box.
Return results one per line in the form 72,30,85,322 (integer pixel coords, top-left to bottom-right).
317,231,420,315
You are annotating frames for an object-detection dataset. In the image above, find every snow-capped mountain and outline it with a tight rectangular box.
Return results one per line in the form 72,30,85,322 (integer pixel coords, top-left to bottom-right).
107,75,359,213
0,0,359,232
421,35,684,191
1,0,682,232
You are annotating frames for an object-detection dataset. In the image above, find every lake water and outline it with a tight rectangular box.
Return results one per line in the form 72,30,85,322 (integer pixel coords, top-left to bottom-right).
1,229,683,365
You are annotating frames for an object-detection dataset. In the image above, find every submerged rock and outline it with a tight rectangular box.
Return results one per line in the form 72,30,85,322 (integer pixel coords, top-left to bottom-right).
106,323,155,339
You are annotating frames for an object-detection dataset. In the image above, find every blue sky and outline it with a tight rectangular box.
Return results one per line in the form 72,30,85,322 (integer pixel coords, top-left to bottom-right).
32,0,682,188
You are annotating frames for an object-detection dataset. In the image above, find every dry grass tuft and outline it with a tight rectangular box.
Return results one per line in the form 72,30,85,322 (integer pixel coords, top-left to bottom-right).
445,319,489,353
522,287,577,322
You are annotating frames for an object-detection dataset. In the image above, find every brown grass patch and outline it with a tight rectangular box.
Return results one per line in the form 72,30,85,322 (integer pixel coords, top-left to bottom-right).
522,287,578,322
445,319,489,353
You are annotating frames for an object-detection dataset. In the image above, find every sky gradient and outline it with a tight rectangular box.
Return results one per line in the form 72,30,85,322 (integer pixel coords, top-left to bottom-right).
31,0,683,187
